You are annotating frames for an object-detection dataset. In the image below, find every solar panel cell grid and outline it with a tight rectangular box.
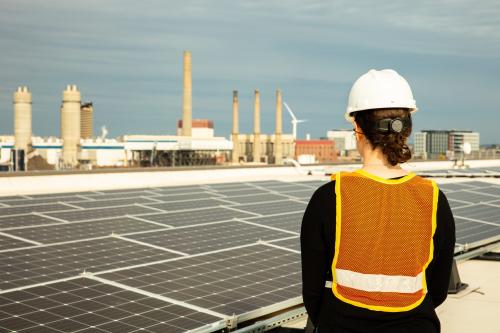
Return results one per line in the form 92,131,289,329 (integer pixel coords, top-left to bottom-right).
0,234,34,251
124,220,294,254
243,212,303,233
3,217,164,244
98,245,302,317
139,207,256,227
0,203,75,216
44,205,159,222
0,238,180,291
237,200,308,215
0,213,61,229
0,278,223,333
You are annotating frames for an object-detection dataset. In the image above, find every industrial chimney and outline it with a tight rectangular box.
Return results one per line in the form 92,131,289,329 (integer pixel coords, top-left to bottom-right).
181,50,192,136
80,102,93,139
253,89,261,163
275,89,283,165
61,84,81,166
13,86,32,152
13,86,32,170
231,90,239,164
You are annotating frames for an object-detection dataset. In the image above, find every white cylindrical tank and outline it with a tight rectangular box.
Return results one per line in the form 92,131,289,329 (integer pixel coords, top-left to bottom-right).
13,86,32,151
61,84,81,166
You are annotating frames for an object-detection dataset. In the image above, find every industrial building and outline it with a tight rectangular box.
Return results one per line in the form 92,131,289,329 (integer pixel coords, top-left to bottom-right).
414,130,480,160
1,51,234,171
295,139,337,164
231,89,295,164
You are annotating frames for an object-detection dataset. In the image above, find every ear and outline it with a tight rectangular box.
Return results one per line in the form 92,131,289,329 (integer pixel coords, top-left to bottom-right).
354,122,363,141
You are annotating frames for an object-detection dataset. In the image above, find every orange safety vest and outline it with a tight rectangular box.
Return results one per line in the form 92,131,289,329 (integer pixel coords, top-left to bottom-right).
330,169,438,312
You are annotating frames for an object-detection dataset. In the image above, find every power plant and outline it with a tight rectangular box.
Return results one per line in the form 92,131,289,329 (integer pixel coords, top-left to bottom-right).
0,50,304,171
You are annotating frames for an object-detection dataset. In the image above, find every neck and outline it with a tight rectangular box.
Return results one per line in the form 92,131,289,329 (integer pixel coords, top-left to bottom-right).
361,148,402,170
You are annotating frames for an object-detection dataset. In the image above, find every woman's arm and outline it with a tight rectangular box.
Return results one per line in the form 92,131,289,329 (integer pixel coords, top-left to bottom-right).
426,189,456,307
300,184,331,326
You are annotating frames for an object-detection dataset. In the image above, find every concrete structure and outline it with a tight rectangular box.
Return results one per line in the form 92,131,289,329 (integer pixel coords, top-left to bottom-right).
253,90,261,163
181,51,192,137
80,102,93,139
13,86,32,152
235,134,295,163
13,86,32,170
275,90,283,165
177,119,214,138
326,130,357,157
232,90,239,164
295,139,337,163
61,85,81,167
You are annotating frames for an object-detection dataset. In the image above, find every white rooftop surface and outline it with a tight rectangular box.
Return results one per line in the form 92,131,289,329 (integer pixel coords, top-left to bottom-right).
1,159,499,332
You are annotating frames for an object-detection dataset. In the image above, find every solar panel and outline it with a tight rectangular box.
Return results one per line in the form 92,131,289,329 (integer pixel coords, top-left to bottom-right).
453,204,500,225
446,190,498,204
237,200,308,215
0,203,75,216
0,213,62,229
0,234,34,251
279,189,315,200
0,278,224,333
145,198,228,212
2,196,91,206
267,237,300,252
70,197,158,209
223,193,290,204
4,217,165,244
139,207,256,227
243,212,303,233
153,192,219,202
212,188,268,196
98,244,302,319
124,220,295,255
44,205,159,222
82,191,157,200
0,238,181,291
455,217,500,246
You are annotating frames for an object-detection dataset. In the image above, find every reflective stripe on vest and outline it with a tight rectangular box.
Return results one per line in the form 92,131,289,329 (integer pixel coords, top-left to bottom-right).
330,170,438,312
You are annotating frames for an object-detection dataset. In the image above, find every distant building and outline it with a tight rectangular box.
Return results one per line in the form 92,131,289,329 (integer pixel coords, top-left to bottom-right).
413,130,480,160
295,139,337,164
326,130,356,157
80,102,93,139
177,119,214,138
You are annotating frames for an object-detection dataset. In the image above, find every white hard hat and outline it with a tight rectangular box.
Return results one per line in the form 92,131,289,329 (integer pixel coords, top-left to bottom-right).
345,69,418,123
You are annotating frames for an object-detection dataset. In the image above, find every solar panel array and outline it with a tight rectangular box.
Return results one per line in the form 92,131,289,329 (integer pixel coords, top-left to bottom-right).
0,178,499,332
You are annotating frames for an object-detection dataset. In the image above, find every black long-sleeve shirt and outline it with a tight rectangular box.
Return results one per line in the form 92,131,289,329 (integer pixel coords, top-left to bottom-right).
300,178,456,333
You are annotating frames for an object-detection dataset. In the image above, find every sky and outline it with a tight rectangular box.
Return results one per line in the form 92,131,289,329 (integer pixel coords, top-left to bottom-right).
1,0,500,144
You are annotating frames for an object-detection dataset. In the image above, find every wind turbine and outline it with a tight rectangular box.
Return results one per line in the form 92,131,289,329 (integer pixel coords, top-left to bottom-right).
283,101,307,140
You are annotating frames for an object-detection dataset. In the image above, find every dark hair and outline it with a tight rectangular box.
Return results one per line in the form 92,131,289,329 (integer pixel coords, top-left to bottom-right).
354,108,412,166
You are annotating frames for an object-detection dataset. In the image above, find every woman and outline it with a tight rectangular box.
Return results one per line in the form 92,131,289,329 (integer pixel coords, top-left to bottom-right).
301,69,455,333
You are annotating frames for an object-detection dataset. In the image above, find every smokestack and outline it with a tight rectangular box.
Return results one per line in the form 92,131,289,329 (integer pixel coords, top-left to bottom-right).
275,89,283,165
13,86,32,152
232,90,239,164
181,50,192,136
61,84,81,166
253,89,261,163
80,102,93,139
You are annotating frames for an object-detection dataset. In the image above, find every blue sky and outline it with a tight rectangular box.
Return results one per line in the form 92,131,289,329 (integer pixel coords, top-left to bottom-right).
1,0,499,144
